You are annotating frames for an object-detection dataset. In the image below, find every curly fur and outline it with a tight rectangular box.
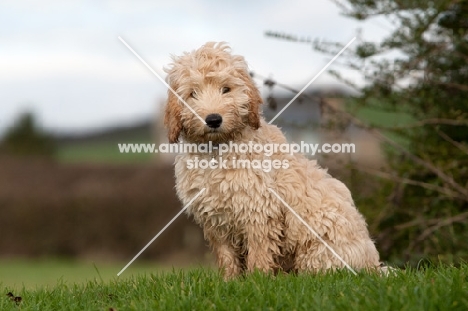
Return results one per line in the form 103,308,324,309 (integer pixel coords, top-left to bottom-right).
164,42,381,279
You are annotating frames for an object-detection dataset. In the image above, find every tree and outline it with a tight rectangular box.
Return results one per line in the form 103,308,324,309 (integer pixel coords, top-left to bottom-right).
267,0,468,264
1,112,56,157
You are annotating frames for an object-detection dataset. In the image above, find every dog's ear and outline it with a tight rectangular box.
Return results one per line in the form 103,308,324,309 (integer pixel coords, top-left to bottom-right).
164,89,183,143
241,71,262,130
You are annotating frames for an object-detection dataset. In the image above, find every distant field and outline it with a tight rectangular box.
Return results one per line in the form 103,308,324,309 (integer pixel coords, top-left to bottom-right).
347,99,414,128
56,140,154,164
1,263,466,310
55,122,156,164
346,99,414,146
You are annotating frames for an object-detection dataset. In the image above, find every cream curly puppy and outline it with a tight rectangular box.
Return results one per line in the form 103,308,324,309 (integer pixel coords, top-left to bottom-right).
164,42,381,279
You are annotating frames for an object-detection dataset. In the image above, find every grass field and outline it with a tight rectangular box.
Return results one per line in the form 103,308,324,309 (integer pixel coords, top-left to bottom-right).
56,140,154,164
55,123,154,164
1,261,467,310
0,259,165,289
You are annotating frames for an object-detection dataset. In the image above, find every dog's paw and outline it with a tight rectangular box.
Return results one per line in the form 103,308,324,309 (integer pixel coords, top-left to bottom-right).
378,263,398,276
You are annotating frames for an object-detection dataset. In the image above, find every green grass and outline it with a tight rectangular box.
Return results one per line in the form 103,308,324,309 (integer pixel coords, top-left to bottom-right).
0,259,163,289
1,264,467,310
345,98,415,147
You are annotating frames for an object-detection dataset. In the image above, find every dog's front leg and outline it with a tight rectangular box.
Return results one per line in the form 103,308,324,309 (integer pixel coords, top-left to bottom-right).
245,224,279,274
204,223,243,280
214,243,243,280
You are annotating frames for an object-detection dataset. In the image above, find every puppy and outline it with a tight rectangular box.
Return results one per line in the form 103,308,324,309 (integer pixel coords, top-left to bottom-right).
164,42,381,278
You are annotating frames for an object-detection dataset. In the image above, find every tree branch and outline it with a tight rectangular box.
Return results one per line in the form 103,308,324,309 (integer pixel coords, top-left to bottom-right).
408,211,468,251
251,72,468,201
381,118,468,129
435,128,468,155
356,166,464,200
436,82,468,91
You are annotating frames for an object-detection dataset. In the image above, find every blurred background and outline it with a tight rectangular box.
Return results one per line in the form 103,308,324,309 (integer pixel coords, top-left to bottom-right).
1,0,467,288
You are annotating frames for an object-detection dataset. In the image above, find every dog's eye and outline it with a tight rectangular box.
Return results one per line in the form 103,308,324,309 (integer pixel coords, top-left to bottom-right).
222,87,231,94
190,91,197,99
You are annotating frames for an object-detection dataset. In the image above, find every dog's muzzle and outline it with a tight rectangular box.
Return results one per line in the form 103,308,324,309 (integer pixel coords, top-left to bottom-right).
205,113,223,129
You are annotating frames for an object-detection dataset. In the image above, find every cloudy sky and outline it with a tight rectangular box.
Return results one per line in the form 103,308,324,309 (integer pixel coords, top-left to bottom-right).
0,0,391,135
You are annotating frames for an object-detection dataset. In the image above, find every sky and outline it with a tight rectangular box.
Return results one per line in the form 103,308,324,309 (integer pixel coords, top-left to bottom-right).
0,0,392,135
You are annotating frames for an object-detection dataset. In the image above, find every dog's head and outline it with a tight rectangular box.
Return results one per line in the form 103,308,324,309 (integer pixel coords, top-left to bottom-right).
164,42,262,144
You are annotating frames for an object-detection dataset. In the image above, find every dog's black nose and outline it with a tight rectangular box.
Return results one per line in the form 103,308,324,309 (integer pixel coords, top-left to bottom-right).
205,113,223,128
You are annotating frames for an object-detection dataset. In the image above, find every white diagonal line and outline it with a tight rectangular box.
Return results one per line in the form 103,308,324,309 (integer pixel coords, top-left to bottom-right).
267,188,357,275
118,36,206,125
268,37,356,124
117,188,206,276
